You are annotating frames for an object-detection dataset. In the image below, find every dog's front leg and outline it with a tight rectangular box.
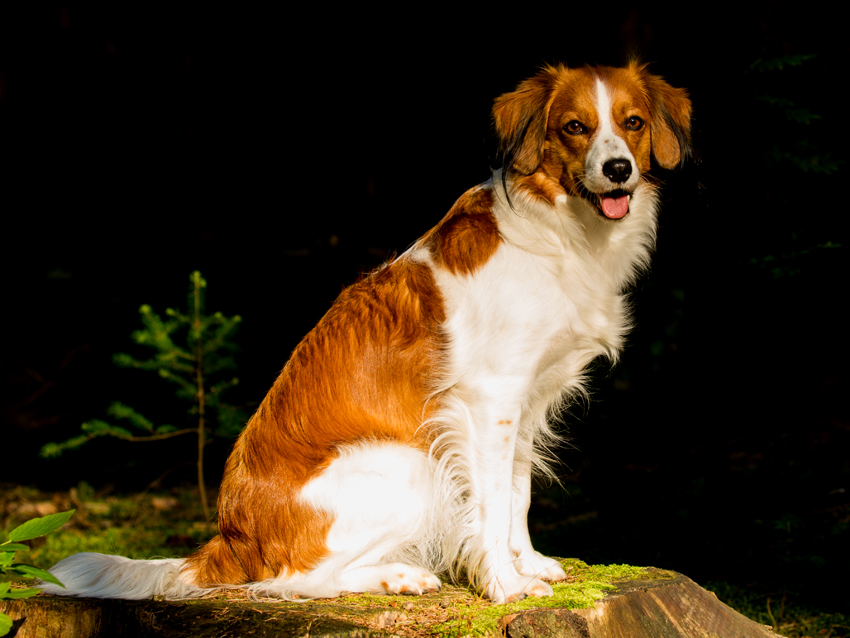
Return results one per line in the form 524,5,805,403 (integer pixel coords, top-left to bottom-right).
509,460,568,582
465,399,555,603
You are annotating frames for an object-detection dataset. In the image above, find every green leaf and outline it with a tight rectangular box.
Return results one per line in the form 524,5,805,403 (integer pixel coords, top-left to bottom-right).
11,564,64,587
158,369,197,393
113,352,144,368
166,308,190,323
2,587,43,599
0,543,30,553
0,611,11,636
8,510,75,542
0,583,9,597
108,426,134,440
748,54,816,72
191,271,207,289
108,402,155,432
81,419,113,435
0,552,15,568
39,442,63,458
61,434,92,450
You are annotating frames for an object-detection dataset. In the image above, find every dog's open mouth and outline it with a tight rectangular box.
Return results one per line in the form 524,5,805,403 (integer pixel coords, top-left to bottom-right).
597,190,631,219
575,185,632,220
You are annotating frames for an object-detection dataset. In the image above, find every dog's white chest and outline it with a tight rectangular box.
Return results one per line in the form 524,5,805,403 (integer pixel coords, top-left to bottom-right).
425,240,625,401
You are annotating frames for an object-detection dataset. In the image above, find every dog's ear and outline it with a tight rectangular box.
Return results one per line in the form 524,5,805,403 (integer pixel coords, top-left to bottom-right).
633,63,692,169
492,70,557,175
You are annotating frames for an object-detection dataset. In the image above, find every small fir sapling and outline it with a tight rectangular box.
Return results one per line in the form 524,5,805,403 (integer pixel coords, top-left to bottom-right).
41,271,245,521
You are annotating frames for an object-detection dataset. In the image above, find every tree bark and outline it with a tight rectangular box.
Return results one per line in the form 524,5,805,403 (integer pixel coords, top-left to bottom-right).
501,571,788,638
0,597,395,638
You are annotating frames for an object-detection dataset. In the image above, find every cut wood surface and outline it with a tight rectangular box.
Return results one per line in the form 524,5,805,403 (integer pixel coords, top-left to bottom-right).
502,572,788,638
1,566,787,637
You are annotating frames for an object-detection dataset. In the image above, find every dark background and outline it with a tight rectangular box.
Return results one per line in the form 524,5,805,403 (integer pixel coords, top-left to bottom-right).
2,4,847,612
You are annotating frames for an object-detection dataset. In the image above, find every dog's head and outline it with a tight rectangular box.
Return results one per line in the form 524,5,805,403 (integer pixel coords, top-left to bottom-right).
493,62,692,219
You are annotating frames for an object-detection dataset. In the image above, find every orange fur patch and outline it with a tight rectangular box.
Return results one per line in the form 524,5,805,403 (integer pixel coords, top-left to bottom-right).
184,256,446,586
419,187,501,276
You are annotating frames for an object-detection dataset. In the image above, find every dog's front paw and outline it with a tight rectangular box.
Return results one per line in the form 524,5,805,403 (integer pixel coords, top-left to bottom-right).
513,551,568,582
485,573,554,604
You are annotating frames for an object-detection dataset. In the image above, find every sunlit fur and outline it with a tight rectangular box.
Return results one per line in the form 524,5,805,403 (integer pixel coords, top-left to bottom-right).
40,62,691,604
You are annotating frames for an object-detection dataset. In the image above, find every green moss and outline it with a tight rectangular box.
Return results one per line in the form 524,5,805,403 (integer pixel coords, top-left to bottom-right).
431,559,674,637
311,561,674,636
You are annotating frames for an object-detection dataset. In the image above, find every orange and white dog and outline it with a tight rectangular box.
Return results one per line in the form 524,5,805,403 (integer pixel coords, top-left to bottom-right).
43,62,691,604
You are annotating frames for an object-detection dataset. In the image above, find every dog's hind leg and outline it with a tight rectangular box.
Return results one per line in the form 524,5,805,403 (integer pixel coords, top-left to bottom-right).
249,441,443,599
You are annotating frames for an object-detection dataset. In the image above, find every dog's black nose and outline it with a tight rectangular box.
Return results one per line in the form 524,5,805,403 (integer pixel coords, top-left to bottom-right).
602,159,632,184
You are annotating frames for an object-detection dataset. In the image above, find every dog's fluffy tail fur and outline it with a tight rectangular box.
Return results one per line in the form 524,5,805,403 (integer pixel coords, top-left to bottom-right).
38,553,212,600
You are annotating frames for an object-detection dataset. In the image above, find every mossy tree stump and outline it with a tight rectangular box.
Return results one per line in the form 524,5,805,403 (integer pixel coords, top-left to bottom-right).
1,562,787,637
501,572,786,638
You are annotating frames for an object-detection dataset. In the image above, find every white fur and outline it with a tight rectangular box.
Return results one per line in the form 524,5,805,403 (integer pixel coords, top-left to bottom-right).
38,554,208,600
417,171,657,602
39,77,662,605
585,77,640,194
249,442,447,599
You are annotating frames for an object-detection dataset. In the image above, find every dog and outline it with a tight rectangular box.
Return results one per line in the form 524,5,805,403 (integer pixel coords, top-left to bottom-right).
42,61,691,604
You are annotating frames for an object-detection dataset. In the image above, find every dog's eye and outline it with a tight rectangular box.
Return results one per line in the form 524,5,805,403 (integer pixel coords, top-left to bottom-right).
626,116,644,131
564,120,587,135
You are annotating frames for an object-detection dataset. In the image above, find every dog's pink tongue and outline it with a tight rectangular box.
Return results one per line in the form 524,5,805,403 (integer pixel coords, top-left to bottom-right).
601,195,629,219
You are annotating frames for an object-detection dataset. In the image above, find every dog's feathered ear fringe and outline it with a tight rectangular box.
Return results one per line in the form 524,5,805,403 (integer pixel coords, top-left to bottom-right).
628,60,692,169
492,65,561,205
492,69,555,175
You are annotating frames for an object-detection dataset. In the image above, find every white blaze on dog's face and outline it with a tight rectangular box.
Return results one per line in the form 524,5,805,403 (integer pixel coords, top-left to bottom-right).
582,77,643,216
494,63,690,221
542,66,652,219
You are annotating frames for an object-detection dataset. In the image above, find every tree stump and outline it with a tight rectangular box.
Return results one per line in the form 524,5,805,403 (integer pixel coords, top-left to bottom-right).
1,569,787,637
0,596,395,638
501,571,787,638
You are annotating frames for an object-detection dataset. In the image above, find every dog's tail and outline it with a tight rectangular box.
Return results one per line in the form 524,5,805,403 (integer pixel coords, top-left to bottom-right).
38,553,213,600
